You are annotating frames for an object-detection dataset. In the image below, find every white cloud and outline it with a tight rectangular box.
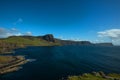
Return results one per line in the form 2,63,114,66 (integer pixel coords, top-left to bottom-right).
98,29,120,38
0,28,11,38
11,28,18,31
13,18,23,25
25,32,32,36
58,36,81,41
0,27,32,38
14,32,22,36
98,29,120,45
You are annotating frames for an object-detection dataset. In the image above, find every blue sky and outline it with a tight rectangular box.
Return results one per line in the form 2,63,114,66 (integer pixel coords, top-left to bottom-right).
0,0,120,44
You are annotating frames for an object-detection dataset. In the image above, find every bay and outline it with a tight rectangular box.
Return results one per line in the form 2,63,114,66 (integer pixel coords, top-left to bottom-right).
1,45,120,80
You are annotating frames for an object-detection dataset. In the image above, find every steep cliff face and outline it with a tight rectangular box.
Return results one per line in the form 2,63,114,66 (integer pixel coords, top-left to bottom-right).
56,39,92,45
42,34,55,42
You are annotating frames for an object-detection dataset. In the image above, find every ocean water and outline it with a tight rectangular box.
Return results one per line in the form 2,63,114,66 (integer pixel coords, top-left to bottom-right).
1,45,120,80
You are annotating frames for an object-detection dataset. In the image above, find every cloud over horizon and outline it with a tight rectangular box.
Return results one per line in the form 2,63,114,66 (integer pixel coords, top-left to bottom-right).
0,27,32,38
1,27,120,45
25,32,32,36
98,29,120,45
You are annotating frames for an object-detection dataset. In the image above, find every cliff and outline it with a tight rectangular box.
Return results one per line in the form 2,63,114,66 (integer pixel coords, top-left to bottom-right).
56,39,114,46
42,34,55,42
56,39,92,45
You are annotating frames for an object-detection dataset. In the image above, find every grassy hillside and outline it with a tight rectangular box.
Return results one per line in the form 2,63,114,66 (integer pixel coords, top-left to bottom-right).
0,36,61,54
2,36,60,46
0,56,15,64
67,72,120,80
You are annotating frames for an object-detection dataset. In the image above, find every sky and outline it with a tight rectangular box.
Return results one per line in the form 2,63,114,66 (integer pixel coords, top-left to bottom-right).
0,0,120,45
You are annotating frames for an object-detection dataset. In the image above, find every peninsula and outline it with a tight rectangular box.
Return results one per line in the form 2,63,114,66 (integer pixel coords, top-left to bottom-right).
0,56,28,75
0,34,60,74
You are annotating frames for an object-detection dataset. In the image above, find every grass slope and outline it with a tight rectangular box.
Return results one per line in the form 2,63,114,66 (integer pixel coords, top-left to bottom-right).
0,56,15,64
0,36,61,54
67,72,120,80
1,36,60,46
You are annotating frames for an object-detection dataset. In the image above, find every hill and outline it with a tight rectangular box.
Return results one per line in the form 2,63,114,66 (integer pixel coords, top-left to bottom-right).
0,34,60,54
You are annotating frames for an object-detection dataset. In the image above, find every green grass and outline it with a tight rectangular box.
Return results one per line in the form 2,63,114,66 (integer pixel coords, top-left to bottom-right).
0,56,15,64
2,37,48,46
68,74,108,80
108,73,120,79
0,36,60,46
67,72,120,80
0,36,61,54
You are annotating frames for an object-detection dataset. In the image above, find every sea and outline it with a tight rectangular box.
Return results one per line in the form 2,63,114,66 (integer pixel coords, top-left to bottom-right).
1,45,120,80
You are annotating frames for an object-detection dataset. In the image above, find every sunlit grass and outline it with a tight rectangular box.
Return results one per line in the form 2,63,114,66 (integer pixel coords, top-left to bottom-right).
0,56,15,64
0,36,60,46
67,72,120,80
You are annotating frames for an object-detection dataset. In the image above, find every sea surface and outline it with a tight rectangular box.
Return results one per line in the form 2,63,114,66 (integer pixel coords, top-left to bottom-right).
1,45,120,80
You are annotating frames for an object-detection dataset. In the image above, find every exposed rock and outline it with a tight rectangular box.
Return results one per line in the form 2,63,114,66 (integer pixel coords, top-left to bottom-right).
42,34,55,42
0,56,28,75
98,71,106,78
92,71,101,77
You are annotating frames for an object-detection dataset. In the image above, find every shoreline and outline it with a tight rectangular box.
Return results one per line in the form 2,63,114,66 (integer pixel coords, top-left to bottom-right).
0,56,29,75
66,71,120,80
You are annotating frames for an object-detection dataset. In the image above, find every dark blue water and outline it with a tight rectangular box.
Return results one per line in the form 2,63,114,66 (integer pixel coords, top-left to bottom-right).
1,45,120,80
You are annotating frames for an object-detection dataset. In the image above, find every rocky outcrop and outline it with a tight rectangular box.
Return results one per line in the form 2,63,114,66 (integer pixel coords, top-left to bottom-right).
42,34,55,42
0,56,28,75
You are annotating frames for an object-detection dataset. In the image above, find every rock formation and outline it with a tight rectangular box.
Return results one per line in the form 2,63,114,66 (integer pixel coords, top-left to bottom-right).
42,34,55,42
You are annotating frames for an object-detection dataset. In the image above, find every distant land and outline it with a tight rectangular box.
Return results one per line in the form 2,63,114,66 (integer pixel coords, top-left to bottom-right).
0,34,113,54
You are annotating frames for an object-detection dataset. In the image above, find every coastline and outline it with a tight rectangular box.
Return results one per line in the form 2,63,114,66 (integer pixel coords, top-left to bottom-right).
0,56,28,75
66,71,120,80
